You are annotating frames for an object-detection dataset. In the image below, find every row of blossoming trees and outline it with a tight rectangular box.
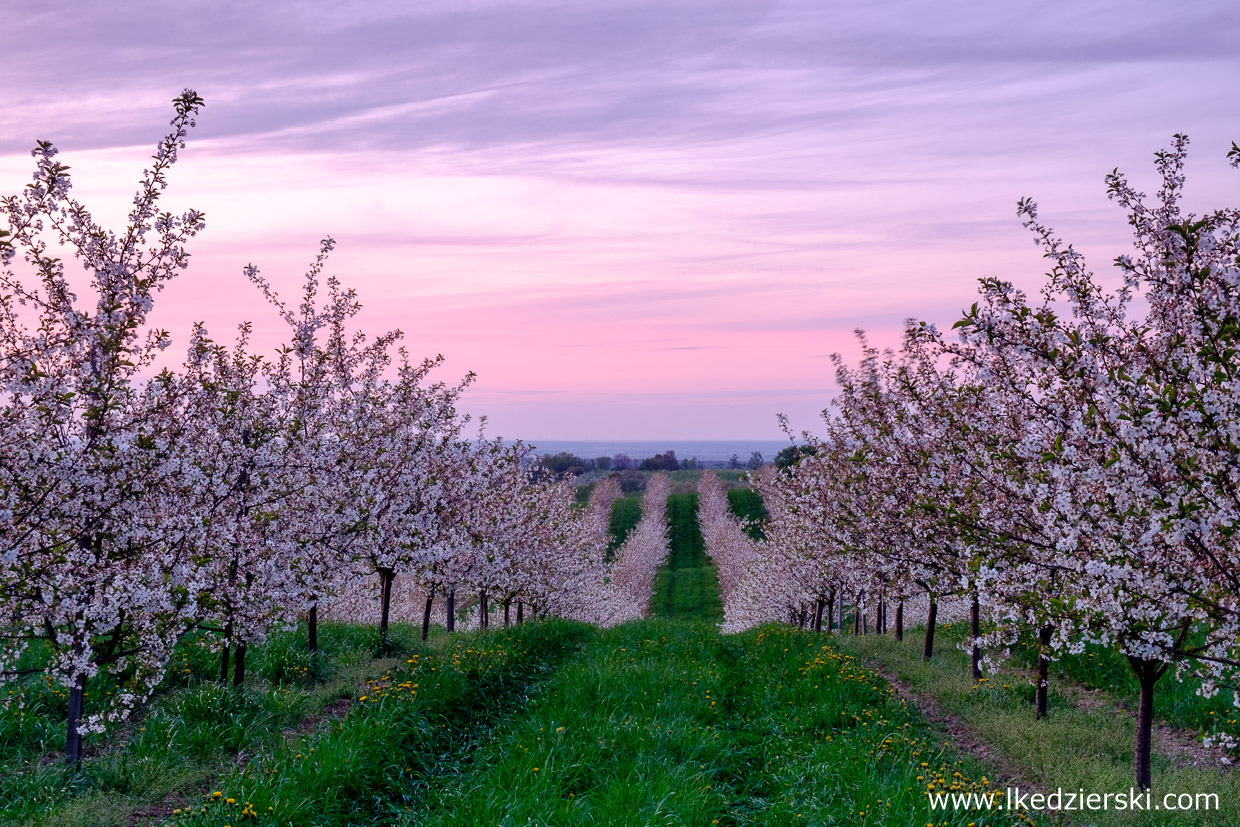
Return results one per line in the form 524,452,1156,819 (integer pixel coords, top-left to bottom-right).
708,137,1240,789
0,92,669,764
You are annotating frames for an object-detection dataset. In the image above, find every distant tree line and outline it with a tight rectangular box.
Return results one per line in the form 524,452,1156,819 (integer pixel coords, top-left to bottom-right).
535,449,772,480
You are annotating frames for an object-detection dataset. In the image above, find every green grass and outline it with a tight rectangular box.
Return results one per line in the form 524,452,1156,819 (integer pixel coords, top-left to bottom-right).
168,620,589,827
1005,636,1240,749
651,493,723,622
4,611,1048,827
387,621,1033,825
725,488,768,540
834,623,1240,826
609,493,643,554
0,622,428,827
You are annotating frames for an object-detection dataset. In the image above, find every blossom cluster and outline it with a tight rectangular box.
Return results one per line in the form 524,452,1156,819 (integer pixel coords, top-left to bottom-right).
736,136,1240,786
0,91,644,760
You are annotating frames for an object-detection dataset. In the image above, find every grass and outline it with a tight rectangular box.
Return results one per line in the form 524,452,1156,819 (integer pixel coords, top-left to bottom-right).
4,612,1045,826
834,623,1240,826
725,487,768,540
0,622,429,827
1007,637,1240,749
385,621,1034,825
609,493,643,553
167,620,589,826
651,492,723,623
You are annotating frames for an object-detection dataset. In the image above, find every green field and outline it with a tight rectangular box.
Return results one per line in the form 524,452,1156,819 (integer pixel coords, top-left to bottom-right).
608,493,643,554
650,492,723,622
726,487,768,540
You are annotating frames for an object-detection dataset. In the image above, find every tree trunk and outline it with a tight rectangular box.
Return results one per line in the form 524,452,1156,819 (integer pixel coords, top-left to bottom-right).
922,597,938,662
378,568,394,650
853,601,860,634
421,590,435,641
446,590,456,633
895,600,904,642
479,589,489,630
838,593,844,633
517,601,524,624
862,601,868,635
219,640,231,684
970,594,982,682
1127,655,1165,791
826,589,835,632
876,595,885,635
307,604,318,655
1035,625,1053,719
504,599,511,627
813,599,824,632
219,621,233,683
64,675,85,766
232,641,247,688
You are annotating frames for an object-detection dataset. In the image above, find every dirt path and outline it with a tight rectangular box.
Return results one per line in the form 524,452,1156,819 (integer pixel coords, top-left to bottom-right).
860,657,1042,792
1056,683,1234,772
859,652,1233,797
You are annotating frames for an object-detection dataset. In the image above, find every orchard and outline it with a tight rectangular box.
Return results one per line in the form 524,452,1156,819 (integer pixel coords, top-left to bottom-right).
1,92,1238,826
0,92,656,767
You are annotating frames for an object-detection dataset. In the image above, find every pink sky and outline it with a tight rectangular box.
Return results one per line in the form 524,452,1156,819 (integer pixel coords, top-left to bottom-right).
2,1,1238,439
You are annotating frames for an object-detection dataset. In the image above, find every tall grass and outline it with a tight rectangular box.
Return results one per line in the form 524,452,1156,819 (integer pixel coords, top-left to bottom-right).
651,492,722,622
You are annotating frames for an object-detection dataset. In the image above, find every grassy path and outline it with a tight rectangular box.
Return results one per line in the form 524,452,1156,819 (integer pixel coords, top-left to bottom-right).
400,622,1021,826
835,625,1240,827
651,492,723,622
608,493,643,557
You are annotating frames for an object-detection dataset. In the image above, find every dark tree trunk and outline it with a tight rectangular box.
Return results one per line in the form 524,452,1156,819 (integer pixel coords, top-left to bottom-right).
219,621,233,683
922,597,938,662
446,590,456,632
838,592,844,633
970,594,982,683
232,641,247,688
421,590,435,641
219,640,231,684
1035,624,1053,719
853,601,860,634
826,589,835,632
307,604,318,654
1128,656,1165,791
862,602,868,635
504,600,511,627
479,589,489,630
877,594,885,635
64,675,85,766
378,568,394,650
517,601,524,624
895,601,904,642
813,599,824,632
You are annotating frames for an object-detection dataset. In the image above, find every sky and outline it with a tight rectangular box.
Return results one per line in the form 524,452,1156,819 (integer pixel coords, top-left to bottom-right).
2,0,1238,440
